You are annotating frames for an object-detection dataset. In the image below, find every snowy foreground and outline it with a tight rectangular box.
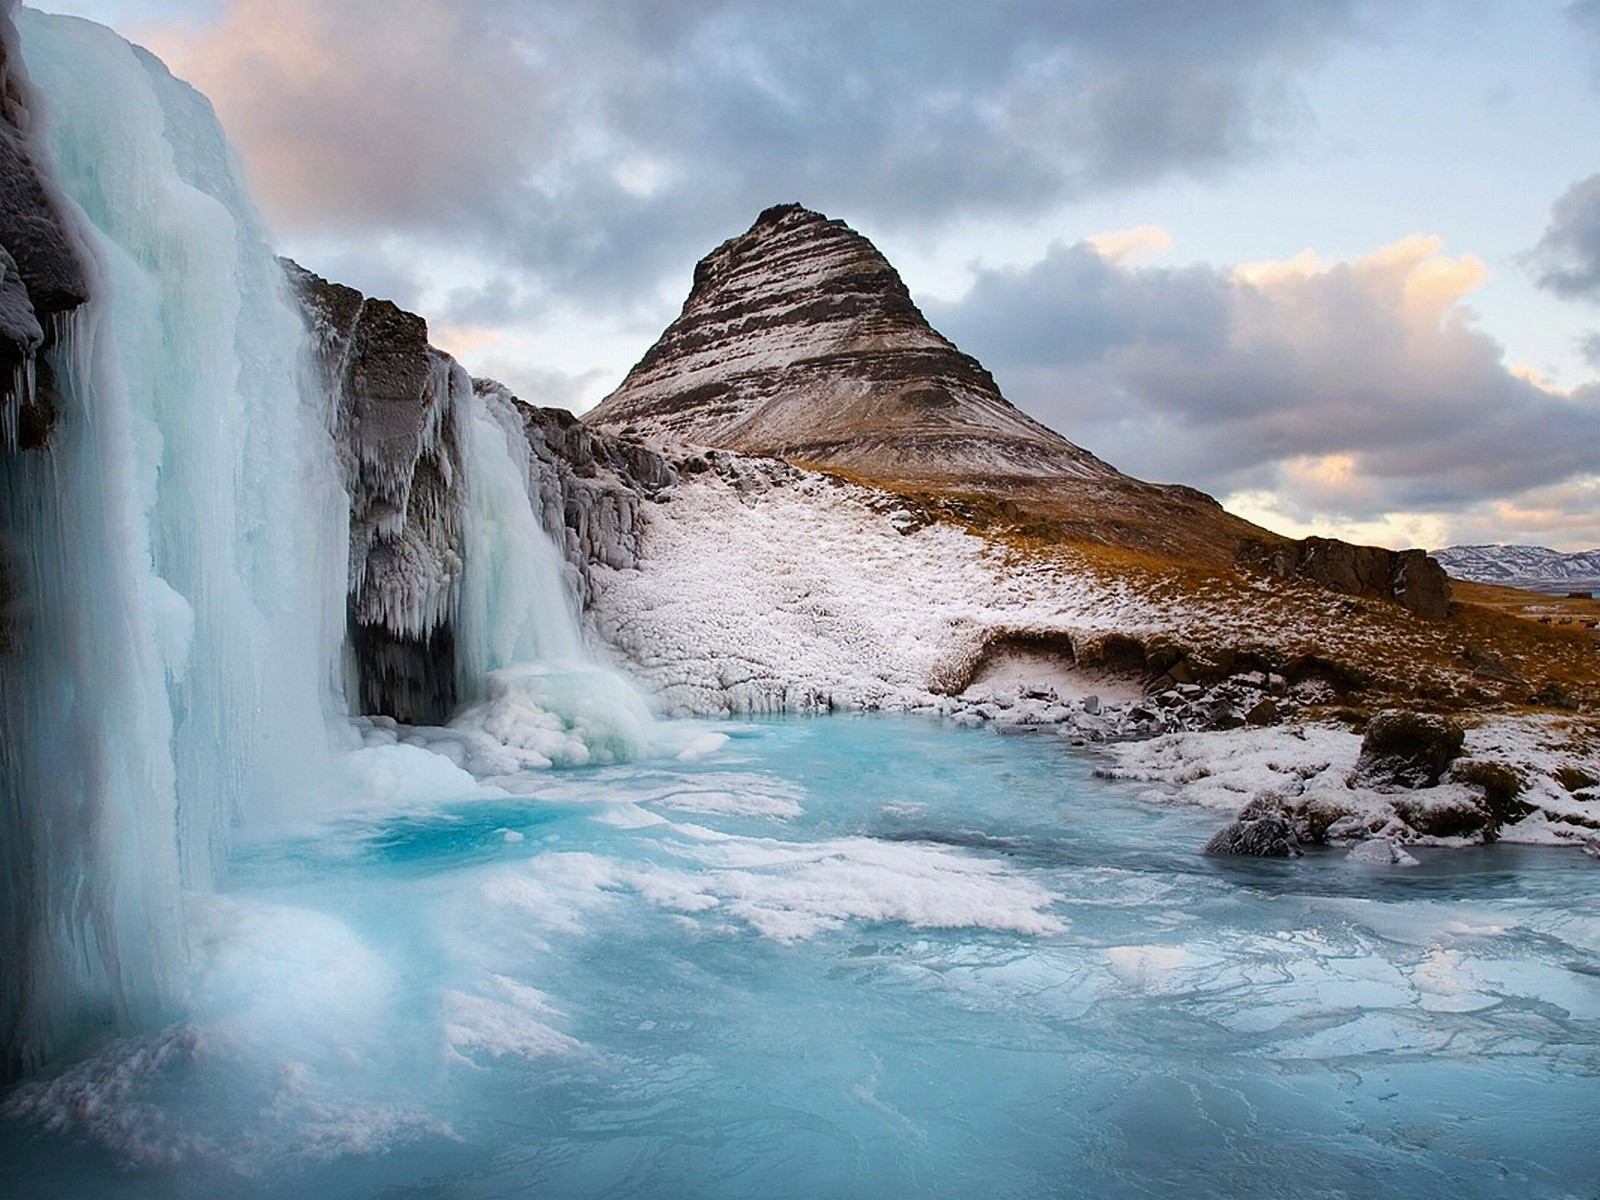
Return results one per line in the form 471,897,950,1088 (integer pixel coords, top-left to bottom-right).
587,461,1600,851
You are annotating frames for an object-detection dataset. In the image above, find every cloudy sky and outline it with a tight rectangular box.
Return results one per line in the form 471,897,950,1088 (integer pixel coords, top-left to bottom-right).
32,0,1600,550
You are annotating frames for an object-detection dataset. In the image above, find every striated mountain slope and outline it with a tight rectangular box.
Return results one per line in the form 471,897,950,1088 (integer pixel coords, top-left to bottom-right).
589,202,1463,621
589,203,1109,482
586,204,1276,563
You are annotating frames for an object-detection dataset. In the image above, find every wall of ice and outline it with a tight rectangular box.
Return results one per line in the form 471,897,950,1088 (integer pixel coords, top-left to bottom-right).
0,8,665,1079
0,11,351,1076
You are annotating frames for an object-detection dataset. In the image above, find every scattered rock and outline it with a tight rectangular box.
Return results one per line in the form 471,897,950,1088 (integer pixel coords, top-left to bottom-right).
1203,795,1302,858
1245,698,1279,726
1346,839,1420,867
1290,795,1355,843
1530,681,1579,711
1463,647,1523,684
1350,709,1464,789
1555,766,1599,794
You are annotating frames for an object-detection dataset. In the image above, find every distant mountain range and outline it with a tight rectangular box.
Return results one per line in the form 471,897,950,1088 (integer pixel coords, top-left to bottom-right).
1432,545,1600,593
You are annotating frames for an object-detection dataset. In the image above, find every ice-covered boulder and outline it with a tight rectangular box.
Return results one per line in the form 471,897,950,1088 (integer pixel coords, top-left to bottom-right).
1203,795,1302,858
1346,838,1419,867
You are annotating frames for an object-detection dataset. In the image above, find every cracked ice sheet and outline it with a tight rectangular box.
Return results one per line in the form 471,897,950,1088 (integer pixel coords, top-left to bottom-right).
480,829,1068,947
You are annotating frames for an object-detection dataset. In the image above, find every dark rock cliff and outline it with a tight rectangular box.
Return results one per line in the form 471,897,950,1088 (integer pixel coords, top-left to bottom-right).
0,0,90,450
284,261,671,722
1240,537,1452,621
285,259,469,724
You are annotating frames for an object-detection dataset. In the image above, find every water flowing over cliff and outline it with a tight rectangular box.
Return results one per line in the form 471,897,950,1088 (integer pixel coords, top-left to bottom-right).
0,11,350,1076
0,10,649,1078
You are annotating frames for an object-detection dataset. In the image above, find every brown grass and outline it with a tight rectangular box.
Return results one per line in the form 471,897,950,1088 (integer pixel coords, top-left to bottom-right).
790,459,1600,714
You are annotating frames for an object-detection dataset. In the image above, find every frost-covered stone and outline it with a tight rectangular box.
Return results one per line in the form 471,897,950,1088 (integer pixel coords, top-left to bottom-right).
1350,710,1465,789
1203,797,1302,858
1346,839,1420,867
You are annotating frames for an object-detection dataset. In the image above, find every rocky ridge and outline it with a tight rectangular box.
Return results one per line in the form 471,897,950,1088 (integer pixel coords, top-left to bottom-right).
1434,544,1600,594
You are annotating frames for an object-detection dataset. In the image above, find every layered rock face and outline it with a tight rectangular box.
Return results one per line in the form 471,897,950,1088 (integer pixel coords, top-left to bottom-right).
0,2,89,449
588,204,1119,487
285,262,670,722
1241,537,1452,621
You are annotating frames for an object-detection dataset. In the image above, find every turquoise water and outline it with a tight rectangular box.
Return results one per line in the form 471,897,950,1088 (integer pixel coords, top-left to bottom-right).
3,715,1598,1198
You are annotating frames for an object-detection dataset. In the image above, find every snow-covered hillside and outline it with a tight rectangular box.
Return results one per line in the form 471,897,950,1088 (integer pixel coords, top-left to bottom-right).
1433,544,1600,593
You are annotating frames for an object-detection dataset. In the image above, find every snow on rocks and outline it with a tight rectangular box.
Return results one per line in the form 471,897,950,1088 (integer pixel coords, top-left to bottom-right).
587,452,1336,732
1100,713,1600,851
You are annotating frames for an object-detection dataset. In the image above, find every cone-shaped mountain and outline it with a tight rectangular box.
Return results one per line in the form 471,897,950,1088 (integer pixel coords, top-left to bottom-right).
588,203,1270,561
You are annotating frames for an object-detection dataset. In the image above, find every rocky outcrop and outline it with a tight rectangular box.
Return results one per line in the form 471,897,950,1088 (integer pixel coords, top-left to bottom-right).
1240,536,1452,619
285,262,670,722
0,1,90,449
1349,709,1464,789
1203,795,1302,857
285,259,470,723
587,203,1120,487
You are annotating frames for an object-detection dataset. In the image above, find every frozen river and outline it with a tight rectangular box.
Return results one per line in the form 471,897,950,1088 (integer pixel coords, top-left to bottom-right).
3,715,1597,1198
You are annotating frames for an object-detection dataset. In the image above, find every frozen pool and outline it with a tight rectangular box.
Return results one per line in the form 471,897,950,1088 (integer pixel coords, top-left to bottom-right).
2,715,1597,1198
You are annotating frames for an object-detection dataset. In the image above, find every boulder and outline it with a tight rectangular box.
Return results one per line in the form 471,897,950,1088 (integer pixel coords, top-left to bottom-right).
1349,709,1464,789
1240,537,1452,619
1244,698,1279,726
1393,792,1491,839
1203,796,1301,858
1346,839,1419,867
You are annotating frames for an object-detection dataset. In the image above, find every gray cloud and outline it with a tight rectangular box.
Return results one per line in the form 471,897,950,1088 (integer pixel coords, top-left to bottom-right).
1572,0,1600,65
157,0,1397,308
927,238,1600,526
1533,173,1600,302
1582,330,1600,369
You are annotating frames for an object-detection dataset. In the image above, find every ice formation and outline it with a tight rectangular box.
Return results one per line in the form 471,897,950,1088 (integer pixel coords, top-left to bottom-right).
0,9,648,1077
0,12,351,1076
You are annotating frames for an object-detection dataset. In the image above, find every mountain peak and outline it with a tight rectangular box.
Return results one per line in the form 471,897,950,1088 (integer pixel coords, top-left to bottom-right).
588,204,1115,486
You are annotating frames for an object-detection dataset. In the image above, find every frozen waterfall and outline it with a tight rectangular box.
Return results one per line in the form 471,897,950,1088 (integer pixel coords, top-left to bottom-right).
0,11,647,1077
0,12,349,1076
